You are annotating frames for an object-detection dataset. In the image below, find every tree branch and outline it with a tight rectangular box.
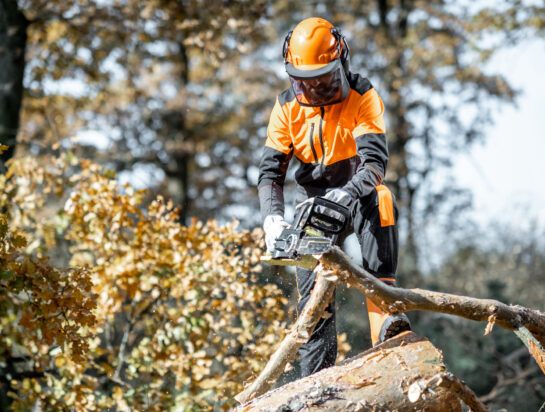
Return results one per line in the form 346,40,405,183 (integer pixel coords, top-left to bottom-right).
112,299,137,381
478,364,540,404
320,246,545,349
234,264,339,404
112,287,165,381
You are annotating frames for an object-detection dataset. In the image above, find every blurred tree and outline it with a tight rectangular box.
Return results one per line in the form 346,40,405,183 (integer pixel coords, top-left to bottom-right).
4,0,544,231
14,0,270,223
0,0,27,172
420,224,545,409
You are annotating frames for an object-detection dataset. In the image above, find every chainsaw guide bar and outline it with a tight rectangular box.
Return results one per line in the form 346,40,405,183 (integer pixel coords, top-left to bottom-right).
260,255,318,270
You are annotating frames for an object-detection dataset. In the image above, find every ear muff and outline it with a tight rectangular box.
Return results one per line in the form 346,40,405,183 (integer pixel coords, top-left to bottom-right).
282,30,293,63
331,27,350,74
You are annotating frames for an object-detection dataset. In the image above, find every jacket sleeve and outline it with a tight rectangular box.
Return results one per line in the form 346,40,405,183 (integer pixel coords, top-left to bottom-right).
258,97,293,221
342,88,389,199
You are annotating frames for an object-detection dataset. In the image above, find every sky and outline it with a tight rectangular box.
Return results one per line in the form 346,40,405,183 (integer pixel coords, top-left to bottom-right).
453,39,545,230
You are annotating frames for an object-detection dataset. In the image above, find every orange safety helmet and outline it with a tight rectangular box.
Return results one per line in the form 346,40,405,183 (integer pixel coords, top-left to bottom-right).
282,17,351,107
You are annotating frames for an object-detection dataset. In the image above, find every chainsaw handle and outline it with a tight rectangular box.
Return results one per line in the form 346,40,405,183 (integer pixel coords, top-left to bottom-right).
313,197,350,217
306,197,350,234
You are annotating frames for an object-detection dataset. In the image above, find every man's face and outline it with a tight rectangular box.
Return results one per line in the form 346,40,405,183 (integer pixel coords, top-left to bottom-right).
292,69,344,106
287,58,349,107
302,72,342,101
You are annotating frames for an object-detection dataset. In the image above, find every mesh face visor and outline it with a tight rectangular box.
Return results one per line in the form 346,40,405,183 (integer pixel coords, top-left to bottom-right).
286,59,349,107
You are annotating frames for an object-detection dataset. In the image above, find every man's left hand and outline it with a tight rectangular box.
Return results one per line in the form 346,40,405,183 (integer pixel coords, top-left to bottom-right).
324,188,353,208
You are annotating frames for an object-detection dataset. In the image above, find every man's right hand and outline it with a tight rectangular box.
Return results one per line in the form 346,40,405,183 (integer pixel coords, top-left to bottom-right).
263,215,289,252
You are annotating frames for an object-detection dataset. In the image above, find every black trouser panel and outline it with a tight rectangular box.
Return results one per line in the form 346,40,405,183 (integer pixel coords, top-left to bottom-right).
296,267,337,377
295,188,399,377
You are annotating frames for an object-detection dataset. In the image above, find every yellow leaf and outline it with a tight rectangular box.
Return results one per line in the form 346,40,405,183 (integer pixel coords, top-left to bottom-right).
5,164,15,180
55,356,66,368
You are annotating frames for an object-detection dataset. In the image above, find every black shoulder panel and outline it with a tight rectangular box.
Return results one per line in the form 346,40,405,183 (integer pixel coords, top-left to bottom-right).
347,72,373,95
278,87,296,106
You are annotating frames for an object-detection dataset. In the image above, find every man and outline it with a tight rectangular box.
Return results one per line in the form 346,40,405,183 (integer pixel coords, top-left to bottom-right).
257,17,411,377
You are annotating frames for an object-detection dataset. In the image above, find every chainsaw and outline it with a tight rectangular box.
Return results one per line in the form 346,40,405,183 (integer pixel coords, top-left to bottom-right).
261,197,350,270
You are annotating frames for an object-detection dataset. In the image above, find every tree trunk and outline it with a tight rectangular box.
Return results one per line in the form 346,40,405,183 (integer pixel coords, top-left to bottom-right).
167,152,189,223
0,0,27,172
236,332,470,411
165,40,190,223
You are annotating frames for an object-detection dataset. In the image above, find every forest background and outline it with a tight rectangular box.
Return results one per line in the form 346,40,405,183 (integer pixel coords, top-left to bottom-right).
1,0,544,410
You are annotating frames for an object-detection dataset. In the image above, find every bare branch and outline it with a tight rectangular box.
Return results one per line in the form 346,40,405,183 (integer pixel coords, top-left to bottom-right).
320,246,545,348
234,264,339,404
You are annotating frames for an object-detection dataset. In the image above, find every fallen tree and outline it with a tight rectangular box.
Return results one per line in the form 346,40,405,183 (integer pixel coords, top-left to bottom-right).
236,332,488,412
235,246,545,408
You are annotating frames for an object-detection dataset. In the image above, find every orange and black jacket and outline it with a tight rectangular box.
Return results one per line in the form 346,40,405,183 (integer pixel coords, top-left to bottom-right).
258,72,388,219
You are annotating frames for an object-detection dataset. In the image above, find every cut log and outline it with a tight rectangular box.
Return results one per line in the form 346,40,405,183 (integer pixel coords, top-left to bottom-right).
236,332,474,412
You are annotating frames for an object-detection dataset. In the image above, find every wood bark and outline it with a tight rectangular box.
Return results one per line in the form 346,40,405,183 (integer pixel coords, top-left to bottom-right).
0,0,27,172
236,332,468,411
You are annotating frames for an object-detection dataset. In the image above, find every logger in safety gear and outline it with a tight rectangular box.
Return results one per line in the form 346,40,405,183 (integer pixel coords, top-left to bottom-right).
258,17,411,378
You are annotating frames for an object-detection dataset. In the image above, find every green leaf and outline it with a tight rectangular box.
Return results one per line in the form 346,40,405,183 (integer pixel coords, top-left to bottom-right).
0,270,15,281
0,219,8,238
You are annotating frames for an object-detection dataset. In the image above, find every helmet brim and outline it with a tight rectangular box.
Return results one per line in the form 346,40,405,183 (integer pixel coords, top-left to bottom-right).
285,59,340,79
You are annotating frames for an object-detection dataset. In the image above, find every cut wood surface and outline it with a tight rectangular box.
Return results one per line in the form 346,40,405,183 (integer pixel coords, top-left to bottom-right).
408,372,489,412
235,332,468,412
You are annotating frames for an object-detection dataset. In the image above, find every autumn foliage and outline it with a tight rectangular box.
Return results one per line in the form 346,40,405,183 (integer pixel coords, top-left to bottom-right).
0,151,287,410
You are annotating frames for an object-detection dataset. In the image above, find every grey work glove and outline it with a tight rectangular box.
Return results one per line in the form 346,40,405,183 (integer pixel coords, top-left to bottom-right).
263,215,289,252
324,188,353,208
295,191,352,229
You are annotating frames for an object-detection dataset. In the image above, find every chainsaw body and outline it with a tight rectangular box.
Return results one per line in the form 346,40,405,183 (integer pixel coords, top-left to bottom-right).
269,197,350,264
